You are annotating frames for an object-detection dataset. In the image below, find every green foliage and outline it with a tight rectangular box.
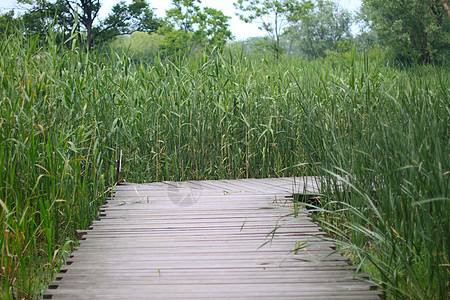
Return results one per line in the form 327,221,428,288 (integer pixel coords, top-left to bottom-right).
354,28,380,52
195,7,233,48
0,11,16,36
163,0,232,55
166,0,201,32
157,25,192,57
98,0,161,42
65,0,101,48
14,0,162,49
239,36,285,56
298,60,450,298
234,0,313,58
288,0,352,58
110,31,163,62
15,0,100,48
0,26,448,299
17,0,74,42
0,30,113,298
361,0,450,63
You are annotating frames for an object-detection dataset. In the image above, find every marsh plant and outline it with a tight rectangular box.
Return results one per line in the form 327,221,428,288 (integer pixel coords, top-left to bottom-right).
0,29,448,299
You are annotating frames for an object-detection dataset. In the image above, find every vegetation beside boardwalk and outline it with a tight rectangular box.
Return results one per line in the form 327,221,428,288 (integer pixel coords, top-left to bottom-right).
1,30,449,299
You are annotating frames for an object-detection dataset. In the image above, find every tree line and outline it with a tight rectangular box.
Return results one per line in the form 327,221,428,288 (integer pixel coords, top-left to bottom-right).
0,0,232,56
235,0,449,63
0,0,449,63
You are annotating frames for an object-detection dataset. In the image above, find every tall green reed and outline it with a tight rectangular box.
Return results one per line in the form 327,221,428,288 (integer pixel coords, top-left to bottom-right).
293,54,449,299
0,31,114,298
0,26,447,299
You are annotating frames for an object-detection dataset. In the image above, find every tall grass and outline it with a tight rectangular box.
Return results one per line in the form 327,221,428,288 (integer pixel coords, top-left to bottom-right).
0,32,116,298
296,57,449,298
0,29,448,299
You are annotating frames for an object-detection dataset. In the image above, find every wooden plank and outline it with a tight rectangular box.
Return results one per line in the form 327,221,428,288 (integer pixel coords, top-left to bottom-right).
45,285,382,299
44,177,380,299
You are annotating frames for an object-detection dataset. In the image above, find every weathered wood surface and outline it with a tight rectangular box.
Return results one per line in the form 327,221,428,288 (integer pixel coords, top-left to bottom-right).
44,177,381,299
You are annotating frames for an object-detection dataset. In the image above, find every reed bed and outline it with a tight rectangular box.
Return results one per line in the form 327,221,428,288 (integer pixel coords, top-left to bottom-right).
0,31,448,299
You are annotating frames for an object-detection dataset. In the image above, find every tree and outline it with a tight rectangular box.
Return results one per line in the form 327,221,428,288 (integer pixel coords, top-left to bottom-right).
95,0,161,46
166,0,201,32
157,24,191,57
360,0,450,63
18,0,100,48
289,0,352,58
195,7,233,48
0,11,17,36
234,0,313,59
17,0,161,48
18,0,73,40
161,0,233,56
64,0,101,49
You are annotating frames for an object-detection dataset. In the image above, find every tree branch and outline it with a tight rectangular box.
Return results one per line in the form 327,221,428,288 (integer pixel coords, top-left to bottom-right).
400,1,450,45
420,0,443,7
420,0,450,19
438,0,450,19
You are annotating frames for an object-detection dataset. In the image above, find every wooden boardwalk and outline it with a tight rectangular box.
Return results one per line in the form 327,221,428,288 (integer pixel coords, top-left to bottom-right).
44,177,381,299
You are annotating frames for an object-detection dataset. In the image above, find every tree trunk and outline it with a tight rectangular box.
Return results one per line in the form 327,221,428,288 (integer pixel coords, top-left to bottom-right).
275,38,279,59
85,18,93,49
67,0,100,49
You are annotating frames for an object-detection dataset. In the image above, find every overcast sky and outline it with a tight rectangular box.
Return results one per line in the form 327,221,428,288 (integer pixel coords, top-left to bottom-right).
0,0,362,40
